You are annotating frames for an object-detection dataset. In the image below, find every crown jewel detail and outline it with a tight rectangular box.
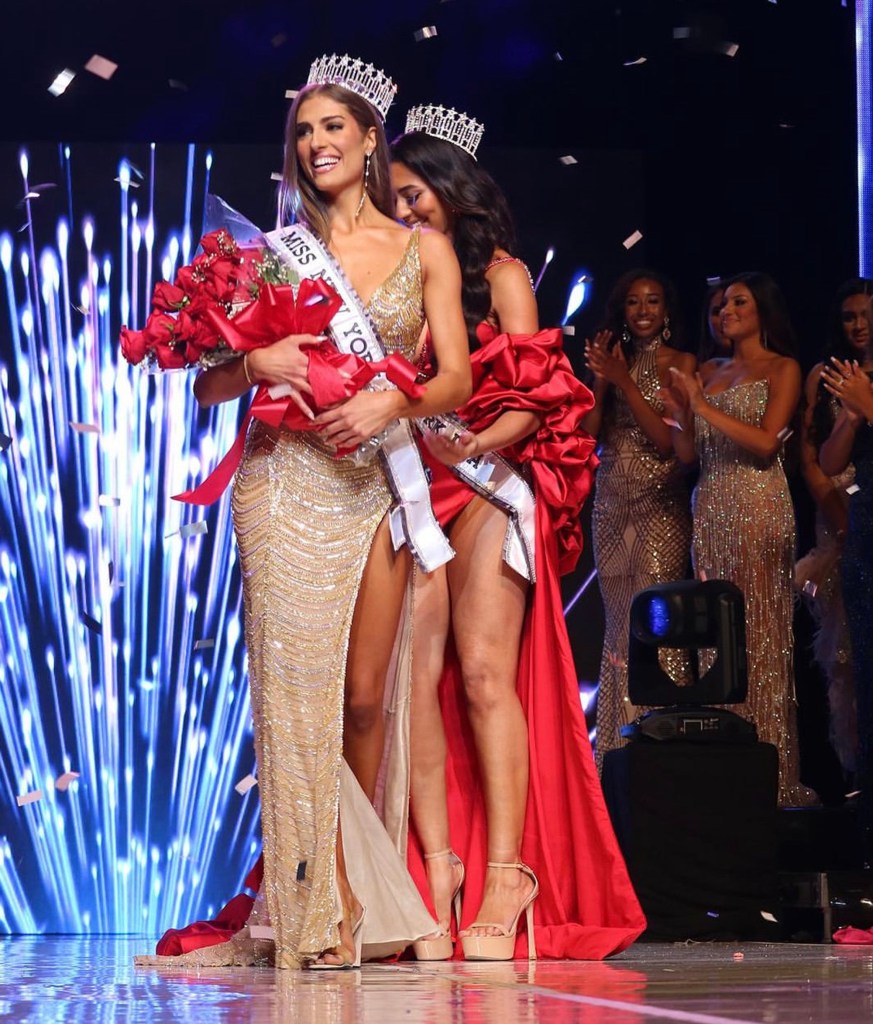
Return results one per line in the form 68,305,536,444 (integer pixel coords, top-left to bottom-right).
306,54,397,120
404,104,485,159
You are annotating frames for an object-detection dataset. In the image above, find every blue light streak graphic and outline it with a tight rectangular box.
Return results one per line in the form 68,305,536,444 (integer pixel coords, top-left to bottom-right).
858,0,873,275
0,144,261,934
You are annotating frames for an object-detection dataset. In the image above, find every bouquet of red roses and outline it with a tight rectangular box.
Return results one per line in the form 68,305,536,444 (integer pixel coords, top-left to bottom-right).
119,228,311,371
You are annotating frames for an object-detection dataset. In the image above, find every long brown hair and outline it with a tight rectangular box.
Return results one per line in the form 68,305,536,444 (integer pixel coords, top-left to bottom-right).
278,83,394,240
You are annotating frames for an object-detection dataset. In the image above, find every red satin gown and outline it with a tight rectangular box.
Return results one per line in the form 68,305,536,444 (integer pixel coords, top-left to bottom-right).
408,320,646,959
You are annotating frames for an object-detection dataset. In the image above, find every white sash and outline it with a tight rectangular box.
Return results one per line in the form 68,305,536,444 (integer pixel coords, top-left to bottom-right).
265,224,454,574
417,413,537,583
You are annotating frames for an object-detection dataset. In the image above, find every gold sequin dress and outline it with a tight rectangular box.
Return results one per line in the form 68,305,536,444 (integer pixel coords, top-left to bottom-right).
592,339,692,771
137,230,436,970
692,379,809,806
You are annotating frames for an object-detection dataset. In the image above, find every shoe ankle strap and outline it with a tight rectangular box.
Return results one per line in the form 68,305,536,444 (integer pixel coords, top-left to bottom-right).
424,848,455,861
486,861,524,869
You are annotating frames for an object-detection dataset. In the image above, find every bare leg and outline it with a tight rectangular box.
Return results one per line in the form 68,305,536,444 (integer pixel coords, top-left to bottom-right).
313,817,363,966
409,565,462,930
344,516,412,802
448,497,534,937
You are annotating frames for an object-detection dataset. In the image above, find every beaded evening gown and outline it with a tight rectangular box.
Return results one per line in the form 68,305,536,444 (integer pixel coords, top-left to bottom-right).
592,339,692,771
138,229,435,969
692,379,810,806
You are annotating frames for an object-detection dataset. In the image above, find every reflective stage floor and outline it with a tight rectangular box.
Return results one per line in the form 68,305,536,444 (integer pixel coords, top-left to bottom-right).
1,937,872,1022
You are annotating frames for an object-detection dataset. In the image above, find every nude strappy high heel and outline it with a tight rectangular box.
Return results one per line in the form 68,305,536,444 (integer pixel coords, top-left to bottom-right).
460,862,539,961
413,849,465,961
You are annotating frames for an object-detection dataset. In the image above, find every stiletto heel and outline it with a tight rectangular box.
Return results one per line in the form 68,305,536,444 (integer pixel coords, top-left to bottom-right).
413,849,465,961
460,862,539,962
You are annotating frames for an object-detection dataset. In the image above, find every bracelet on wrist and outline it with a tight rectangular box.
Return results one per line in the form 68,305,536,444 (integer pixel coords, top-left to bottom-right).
243,353,255,386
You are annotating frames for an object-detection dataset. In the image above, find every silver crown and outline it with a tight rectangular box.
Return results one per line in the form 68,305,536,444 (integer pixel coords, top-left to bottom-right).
404,104,485,159
306,54,397,121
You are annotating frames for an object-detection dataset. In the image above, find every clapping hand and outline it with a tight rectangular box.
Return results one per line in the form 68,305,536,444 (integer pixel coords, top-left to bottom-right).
821,358,872,420
584,331,631,387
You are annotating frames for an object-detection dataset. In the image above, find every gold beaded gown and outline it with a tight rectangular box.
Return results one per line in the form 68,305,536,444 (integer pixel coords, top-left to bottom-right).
139,230,435,969
692,379,810,806
592,339,692,771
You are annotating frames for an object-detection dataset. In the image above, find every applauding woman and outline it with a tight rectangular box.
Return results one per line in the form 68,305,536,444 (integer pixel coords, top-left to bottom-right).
661,272,813,806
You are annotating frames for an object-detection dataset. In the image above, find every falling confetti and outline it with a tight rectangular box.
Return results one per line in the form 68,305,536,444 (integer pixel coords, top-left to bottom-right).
16,790,43,807
414,26,438,41
84,55,119,81
623,229,643,249
55,772,81,792
559,155,578,166
48,69,76,97
235,774,258,795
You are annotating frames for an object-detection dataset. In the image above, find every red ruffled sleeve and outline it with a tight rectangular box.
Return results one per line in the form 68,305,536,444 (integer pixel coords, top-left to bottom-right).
458,326,598,575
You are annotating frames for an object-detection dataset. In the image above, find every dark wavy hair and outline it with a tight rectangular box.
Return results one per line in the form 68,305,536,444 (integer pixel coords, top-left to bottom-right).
718,271,797,357
810,277,873,448
390,131,518,341
698,282,728,364
599,268,687,363
279,83,394,241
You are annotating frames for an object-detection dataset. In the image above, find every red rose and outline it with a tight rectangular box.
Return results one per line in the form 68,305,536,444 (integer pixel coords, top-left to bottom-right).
141,311,177,347
152,281,188,312
152,337,188,370
119,325,149,365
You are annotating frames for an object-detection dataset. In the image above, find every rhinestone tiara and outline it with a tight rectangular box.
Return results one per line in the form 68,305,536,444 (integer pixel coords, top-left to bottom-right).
306,54,397,121
404,104,485,159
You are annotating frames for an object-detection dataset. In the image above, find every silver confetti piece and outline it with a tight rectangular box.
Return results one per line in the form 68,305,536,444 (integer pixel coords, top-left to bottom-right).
193,639,215,650
559,155,578,165
16,790,43,807
179,521,208,538
623,229,643,249
847,483,860,495
55,771,80,792
414,26,438,41
70,422,99,434
234,774,258,795
562,326,576,336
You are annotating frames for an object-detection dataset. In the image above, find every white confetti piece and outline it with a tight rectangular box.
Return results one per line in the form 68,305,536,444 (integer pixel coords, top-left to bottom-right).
760,911,777,923
624,57,648,66
623,229,643,249
847,483,860,495
84,55,118,80
193,638,214,650
48,69,76,97
17,790,43,807
235,774,258,795
559,155,578,165
706,275,722,285
663,418,683,432
285,89,299,100
720,42,740,58
70,421,99,434
414,26,438,41
248,925,275,940
554,52,564,62
179,521,208,538
55,771,80,791
270,171,283,181
98,495,121,507
562,326,576,336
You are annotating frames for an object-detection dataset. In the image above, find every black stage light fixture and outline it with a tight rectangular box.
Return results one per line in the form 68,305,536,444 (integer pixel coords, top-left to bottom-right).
627,579,748,707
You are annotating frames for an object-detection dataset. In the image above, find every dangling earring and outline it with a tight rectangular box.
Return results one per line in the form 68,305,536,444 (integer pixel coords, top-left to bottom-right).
621,324,632,346
355,151,371,219
662,315,672,343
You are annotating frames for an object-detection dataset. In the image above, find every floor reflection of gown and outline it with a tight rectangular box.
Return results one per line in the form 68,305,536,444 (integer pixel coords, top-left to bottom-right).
592,339,692,771
139,230,434,968
692,379,809,806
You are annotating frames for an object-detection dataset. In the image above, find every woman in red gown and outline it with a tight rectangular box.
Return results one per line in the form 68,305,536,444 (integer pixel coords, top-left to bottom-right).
389,107,645,960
